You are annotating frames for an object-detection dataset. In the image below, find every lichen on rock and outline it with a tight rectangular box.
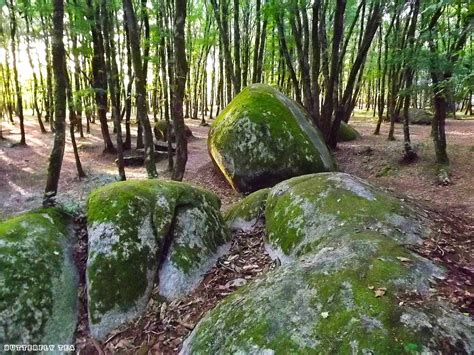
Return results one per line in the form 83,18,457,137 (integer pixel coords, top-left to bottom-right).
224,188,270,232
265,172,428,261
154,120,193,142
208,84,336,193
408,108,433,125
0,208,78,346
86,180,230,340
159,191,230,300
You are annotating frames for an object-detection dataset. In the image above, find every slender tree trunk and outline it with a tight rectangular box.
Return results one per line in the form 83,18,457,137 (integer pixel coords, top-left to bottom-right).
44,0,67,206
233,0,241,92
7,0,26,145
401,0,419,161
88,0,116,153
123,0,157,177
172,0,188,181
210,0,237,100
123,19,133,150
103,1,126,180
25,9,47,134
66,65,86,179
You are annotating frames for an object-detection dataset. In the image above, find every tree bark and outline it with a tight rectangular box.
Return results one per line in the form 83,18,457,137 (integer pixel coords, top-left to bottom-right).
172,0,188,181
6,0,26,145
44,0,67,206
123,0,157,177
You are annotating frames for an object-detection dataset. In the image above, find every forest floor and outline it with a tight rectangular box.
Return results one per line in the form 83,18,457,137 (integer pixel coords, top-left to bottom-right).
1,113,473,353
1,113,472,220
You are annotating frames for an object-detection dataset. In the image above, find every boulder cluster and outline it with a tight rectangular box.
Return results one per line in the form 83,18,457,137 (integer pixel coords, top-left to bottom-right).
1,85,471,352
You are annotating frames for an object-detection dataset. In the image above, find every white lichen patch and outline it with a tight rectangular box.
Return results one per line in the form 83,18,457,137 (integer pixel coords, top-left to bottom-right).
0,209,77,347
228,217,258,232
328,173,376,201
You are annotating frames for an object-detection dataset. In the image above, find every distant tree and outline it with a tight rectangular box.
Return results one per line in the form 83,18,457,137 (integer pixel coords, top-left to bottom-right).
6,0,26,145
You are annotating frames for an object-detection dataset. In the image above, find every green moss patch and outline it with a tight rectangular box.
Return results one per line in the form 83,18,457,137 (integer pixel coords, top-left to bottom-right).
208,84,336,193
224,188,270,231
265,173,426,260
0,208,78,345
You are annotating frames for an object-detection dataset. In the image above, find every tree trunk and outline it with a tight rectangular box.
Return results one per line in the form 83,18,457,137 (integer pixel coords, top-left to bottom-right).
103,1,126,180
123,0,157,178
172,0,188,181
88,0,116,153
7,0,26,145
24,8,47,134
44,0,67,206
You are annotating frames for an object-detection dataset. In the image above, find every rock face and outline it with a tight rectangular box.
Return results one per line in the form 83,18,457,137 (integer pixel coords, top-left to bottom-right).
182,173,473,354
0,208,78,346
337,121,361,142
408,108,433,125
86,180,229,340
208,84,336,193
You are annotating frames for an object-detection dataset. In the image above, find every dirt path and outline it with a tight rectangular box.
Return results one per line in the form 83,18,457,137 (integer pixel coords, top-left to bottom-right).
335,118,474,221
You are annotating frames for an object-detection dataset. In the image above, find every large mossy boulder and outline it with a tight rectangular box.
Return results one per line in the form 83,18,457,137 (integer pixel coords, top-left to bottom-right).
409,108,433,125
208,84,336,193
182,173,473,353
86,180,230,340
337,121,361,142
0,208,78,346
265,173,427,261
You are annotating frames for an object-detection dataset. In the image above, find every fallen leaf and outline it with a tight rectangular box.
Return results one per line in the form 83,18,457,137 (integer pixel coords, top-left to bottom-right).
396,256,412,262
321,312,329,319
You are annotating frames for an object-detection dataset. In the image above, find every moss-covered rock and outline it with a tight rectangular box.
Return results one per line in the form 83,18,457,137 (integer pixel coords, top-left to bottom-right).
224,188,270,232
182,260,472,354
154,120,193,142
409,108,433,125
265,173,428,262
208,84,336,193
181,173,473,353
0,208,78,346
86,180,229,340
337,121,361,142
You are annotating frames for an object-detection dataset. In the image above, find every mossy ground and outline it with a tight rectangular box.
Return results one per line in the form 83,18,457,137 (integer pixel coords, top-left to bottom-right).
209,84,336,192
0,208,77,345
